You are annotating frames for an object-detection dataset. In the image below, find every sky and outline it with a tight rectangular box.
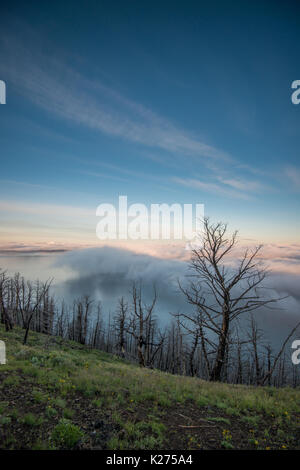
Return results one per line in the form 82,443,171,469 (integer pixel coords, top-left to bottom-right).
0,1,300,265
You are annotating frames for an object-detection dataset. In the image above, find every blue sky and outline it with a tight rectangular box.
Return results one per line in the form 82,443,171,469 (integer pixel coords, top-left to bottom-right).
0,0,300,250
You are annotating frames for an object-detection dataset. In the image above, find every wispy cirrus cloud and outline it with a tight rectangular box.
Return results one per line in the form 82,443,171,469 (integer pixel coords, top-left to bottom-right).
0,200,95,218
285,166,300,191
216,177,266,192
0,25,276,203
195,160,269,198
1,32,230,162
172,176,253,199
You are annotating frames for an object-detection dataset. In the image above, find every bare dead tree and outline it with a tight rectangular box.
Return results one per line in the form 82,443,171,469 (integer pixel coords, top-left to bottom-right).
188,329,200,377
55,300,67,337
16,279,53,345
259,320,300,385
126,283,157,367
114,297,128,358
73,295,93,345
235,339,243,384
179,218,283,382
264,344,272,386
247,315,265,385
91,302,103,348
0,270,13,331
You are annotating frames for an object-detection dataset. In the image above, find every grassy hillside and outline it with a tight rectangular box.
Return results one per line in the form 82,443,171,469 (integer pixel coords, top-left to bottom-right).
0,324,299,450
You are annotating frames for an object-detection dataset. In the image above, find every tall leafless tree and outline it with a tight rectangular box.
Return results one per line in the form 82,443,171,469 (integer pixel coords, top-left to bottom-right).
126,283,158,367
179,218,283,382
0,270,13,331
114,297,128,358
14,278,53,345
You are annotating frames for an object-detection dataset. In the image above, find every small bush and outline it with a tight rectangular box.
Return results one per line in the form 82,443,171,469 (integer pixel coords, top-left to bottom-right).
221,440,234,449
51,419,84,449
32,389,47,403
0,416,11,425
9,409,19,420
53,397,66,409
63,408,75,419
1,376,20,387
0,402,8,414
14,348,32,360
31,355,46,367
92,398,104,408
45,407,58,418
241,415,260,426
23,413,43,426
196,396,210,407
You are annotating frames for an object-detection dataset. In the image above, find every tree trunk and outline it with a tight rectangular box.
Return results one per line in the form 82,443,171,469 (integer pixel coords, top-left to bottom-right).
210,311,229,381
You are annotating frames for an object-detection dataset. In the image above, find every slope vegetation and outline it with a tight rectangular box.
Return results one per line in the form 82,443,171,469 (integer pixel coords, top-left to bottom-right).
0,325,299,450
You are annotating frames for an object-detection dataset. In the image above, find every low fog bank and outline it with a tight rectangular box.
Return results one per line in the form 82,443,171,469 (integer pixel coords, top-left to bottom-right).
53,247,189,323
52,246,300,350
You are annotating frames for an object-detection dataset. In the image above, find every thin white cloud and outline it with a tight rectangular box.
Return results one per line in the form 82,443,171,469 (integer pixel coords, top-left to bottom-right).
77,169,130,183
0,200,94,218
172,177,252,199
1,34,231,162
217,177,265,192
285,166,300,191
199,160,269,196
0,27,276,202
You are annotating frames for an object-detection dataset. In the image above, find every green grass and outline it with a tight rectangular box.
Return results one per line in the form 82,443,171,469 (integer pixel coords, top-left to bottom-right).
45,407,58,418
241,415,261,427
0,324,299,450
0,416,11,425
23,413,44,426
209,417,231,425
51,419,84,449
32,389,48,403
63,408,75,419
1,375,20,388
